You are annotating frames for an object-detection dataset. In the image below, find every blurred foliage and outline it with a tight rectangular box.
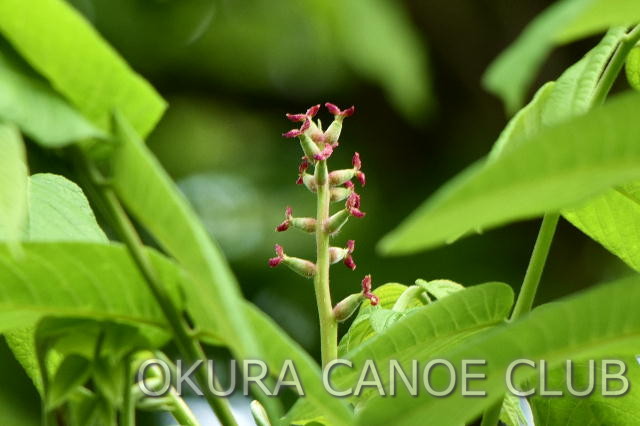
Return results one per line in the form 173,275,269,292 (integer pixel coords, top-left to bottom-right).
45,0,630,360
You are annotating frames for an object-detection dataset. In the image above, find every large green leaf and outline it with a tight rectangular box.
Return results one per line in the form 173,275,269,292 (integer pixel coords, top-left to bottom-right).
530,356,640,425
0,46,104,147
0,242,183,338
0,0,166,137
356,275,640,426
286,282,513,424
110,113,259,358
482,0,589,113
0,123,28,247
564,183,640,271
4,173,108,392
558,0,640,43
379,91,640,255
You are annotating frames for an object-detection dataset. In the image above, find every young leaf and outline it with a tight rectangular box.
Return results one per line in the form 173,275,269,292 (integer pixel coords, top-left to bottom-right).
286,283,513,424
379,91,640,255
45,354,91,410
482,0,589,113
0,123,28,248
109,113,260,361
356,275,640,426
0,47,104,146
338,283,415,356
0,0,166,137
557,0,640,43
625,45,640,91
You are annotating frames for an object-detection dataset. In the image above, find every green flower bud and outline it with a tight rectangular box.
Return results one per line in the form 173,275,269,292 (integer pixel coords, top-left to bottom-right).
333,293,364,322
324,209,349,235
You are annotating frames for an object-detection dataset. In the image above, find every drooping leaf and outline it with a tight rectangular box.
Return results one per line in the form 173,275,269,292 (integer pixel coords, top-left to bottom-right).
482,0,589,113
0,0,166,137
379,91,640,255
286,283,513,424
356,275,640,426
109,112,259,360
0,123,28,247
557,0,640,43
0,46,104,146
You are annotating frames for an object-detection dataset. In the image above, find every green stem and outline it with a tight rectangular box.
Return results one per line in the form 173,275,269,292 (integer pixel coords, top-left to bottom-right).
314,160,338,367
166,388,200,426
510,213,560,320
481,213,559,426
122,355,135,426
481,23,640,426
81,157,237,426
592,24,640,106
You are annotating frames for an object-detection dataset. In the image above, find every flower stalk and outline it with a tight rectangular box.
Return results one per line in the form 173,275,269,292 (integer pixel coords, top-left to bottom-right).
271,103,374,367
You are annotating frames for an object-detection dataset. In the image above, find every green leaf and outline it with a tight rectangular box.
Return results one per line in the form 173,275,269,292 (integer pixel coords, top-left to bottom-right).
0,46,104,146
109,113,260,361
46,354,91,410
338,283,413,357
415,278,465,300
563,183,640,271
557,0,640,43
356,275,640,426
330,0,433,120
286,283,513,424
530,356,640,425
379,91,640,255
0,242,182,340
0,123,28,248
26,173,108,242
4,173,107,393
482,0,589,113
0,0,166,137
626,45,640,91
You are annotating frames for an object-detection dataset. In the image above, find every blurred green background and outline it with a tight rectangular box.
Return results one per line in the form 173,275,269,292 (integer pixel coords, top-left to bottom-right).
5,2,634,419
67,0,630,354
